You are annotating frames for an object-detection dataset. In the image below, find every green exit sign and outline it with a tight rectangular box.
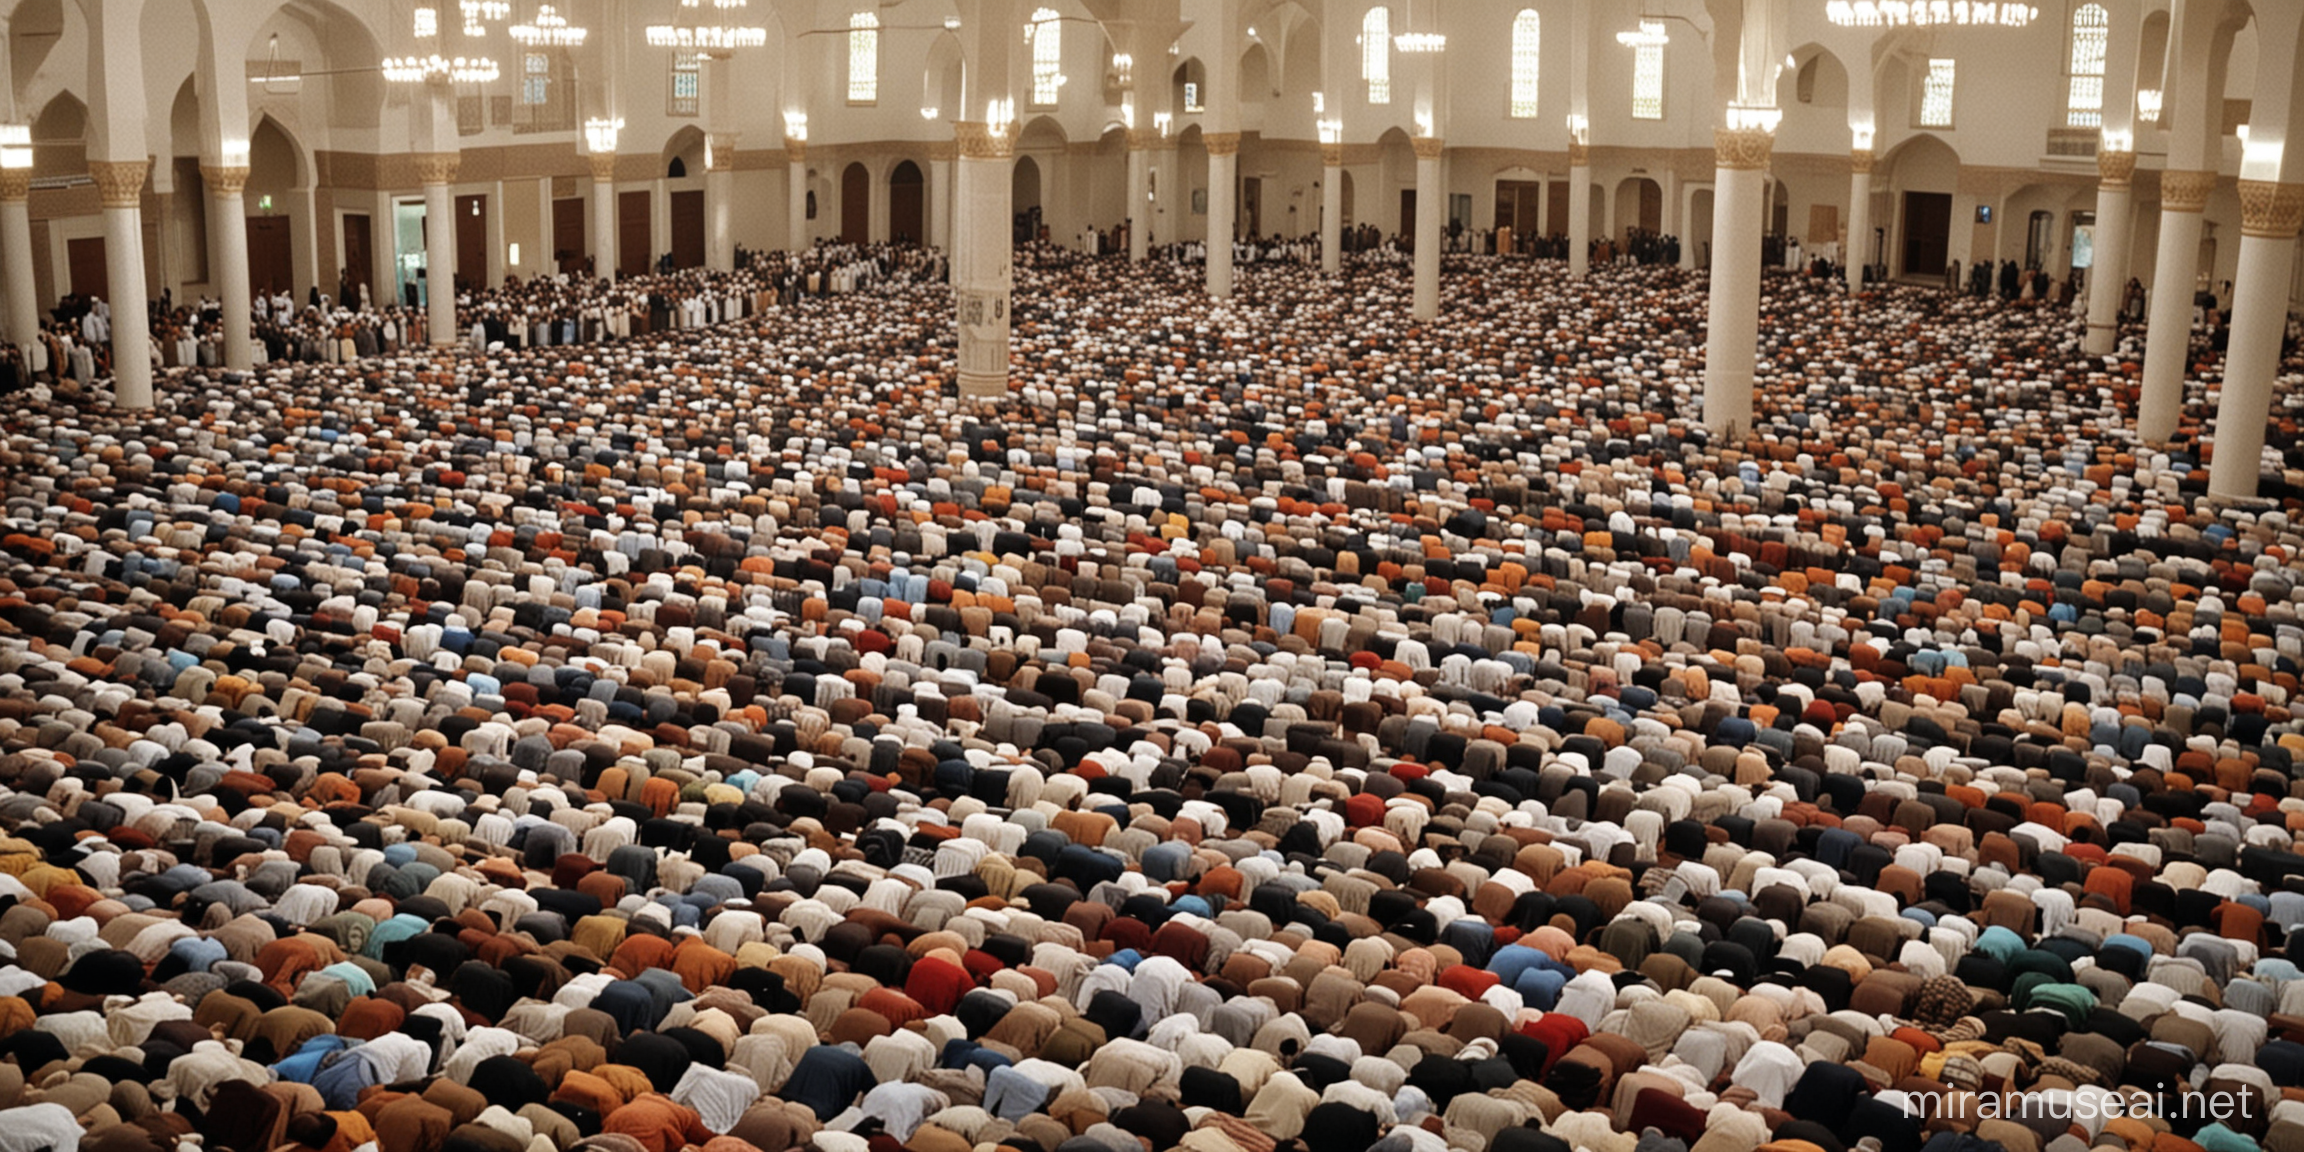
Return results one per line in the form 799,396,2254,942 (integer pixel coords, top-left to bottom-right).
258,194,273,212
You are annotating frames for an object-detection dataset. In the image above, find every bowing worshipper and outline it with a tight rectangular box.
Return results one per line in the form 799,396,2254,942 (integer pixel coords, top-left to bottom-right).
2,247,2304,1152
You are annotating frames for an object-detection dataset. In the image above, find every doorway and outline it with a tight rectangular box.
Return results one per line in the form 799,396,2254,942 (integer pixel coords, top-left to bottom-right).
1900,191,1952,277
1496,180,1542,236
454,194,487,290
889,161,924,243
1399,189,1415,239
2025,210,2055,270
1242,177,1261,239
2070,211,2096,270
247,215,294,295
840,163,870,245
670,189,704,268
342,214,373,298
1546,181,1568,236
618,191,650,277
67,237,108,302
552,198,586,275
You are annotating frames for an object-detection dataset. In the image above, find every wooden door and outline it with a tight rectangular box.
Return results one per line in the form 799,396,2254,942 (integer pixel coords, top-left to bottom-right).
1399,189,1415,240
670,190,705,269
889,162,924,243
247,216,294,295
342,214,373,296
1901,191,1951,277
68,237,108,302
840,164,870,245
1243,177,1261,239
454,194,487,290
1495,181,1542,233
552,198,586,275
1637,180,1663,232
1546,181,1568,236
618,190,650,278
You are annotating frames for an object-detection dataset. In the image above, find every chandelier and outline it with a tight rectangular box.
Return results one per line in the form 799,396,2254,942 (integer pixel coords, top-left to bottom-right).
512,5,585,45
645,0,765,49
461,0,508,36
383,54,500,82
1825,1,2036,27
1392,33,1445,53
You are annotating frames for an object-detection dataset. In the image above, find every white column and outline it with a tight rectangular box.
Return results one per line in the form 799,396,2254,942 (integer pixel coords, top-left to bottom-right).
2084,149,2138,355
1413,137,1442,319
92,159,153,407
786,138,808,253
708,132,736,271
1127,134,1149,262
1568,145,1591,278
419,153,458,347
0,170,38,349
1704,127,1772,438
203,163,252,370
1845,149,1872,296
589,153,617,281
929,143,954,253
1321,143,1342,274
1205,133,1238,299
953,121,1013,399
2137,170,2215,443
2207,181,2303,501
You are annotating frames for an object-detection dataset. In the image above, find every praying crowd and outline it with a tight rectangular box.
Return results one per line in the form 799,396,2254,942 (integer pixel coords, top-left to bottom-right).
4,249,2304,1152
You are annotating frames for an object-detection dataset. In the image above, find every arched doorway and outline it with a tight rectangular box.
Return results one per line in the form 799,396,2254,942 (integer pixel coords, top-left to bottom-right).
1615,177,1661,241
840,163,870,245
889,161,924,244
1013,155,1042,244
247,117,303,295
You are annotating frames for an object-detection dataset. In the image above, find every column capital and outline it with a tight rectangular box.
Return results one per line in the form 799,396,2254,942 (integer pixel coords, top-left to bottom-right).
1714,127,1775,171
201,163,250,196
2161,169,2217,213
1125,128,1159,152
706,133,739,172
1566,139,1589,167
2097,149,2137,188
1203,132,1242,157
413,151,460,187
0,169,27,203
88,158,149,208
954,122,1016,160
783,137,806,161
924,140,956,162
1321,142,1344,168
1849,147,1874,174
1411,136,1444,160
586,153,618,183
2239,180,2304,240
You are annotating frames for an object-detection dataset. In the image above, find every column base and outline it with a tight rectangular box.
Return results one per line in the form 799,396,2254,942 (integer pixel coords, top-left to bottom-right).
1703,369,1756,438
957,370,1009,399
2082,325,2117,356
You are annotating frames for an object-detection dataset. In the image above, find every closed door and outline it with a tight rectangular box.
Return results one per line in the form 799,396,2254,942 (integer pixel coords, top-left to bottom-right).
840,164,870,245
1399,189,1415,239
889,161,924,243
552,198,585,274
670,190,705,269
1637,180,1662,233
1546,181,1568,236
68,237,108,302
342,214,373,296
618,190,650,278
1242,177,1260,238
1495,181,1542,234
454,194,487,289
1900,191,1952,277
247,216,294,295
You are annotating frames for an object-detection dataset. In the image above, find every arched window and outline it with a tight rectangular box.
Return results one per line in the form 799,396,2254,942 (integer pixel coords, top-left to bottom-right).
1509,10,1540,119
848,11,879,104
1629,21,1665,120
2066,3,2109,128
1030,7,1062,107
1362,7,1390,105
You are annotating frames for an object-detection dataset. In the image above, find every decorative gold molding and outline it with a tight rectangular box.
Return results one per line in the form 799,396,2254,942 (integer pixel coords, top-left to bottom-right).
1714,127,1775,171
707,133,738,173
587,153,618,183
783,137,807,162
1125,129,1156,152
954,121,1016,160
201,164,250,197
0,169,29,203
921,140,954,162
1849,147,1874,175
1566,139,1589,167
2160,169,2217,213
87,159,149,208
1203,132,1241,157
2097,149,2136,189
1411,136,1444,160
2239,180,2304,239
1321,142,1343,167
412,151,460,186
